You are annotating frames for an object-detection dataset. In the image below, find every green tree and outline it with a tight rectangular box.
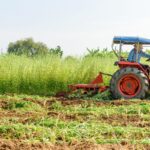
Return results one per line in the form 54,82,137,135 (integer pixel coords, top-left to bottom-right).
49,46,63,57
7,38,49,56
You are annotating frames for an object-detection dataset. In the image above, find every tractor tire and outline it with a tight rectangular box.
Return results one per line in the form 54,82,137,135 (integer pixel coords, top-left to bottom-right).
110,67,149,99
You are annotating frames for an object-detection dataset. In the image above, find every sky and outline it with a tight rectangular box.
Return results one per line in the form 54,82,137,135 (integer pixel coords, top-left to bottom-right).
0,0,150,56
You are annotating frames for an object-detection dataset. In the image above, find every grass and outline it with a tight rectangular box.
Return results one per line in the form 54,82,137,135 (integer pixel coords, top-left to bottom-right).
0,54,117,96
0,94,149,145
2,99,44,112
0,53,149,96
0,120,150,144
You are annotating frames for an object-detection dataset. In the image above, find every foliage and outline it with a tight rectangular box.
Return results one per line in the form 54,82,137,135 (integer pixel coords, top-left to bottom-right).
7,38,64,57
85,48,115,57
7,38,49,56
85,47,130,60
49,46,63,57
0,54,117,95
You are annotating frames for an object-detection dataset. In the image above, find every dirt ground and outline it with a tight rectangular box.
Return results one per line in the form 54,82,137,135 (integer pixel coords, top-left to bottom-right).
0,139,149,150
0,97,150,150
1,98,149,127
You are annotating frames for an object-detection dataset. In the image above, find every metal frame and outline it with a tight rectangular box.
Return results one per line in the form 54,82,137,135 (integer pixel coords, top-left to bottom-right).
111,41,150,63
119,41,123,60
68,72,110,94
136,42,139,62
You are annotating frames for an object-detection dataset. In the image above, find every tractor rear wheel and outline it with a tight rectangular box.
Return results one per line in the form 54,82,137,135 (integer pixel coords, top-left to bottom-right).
110,67,149,99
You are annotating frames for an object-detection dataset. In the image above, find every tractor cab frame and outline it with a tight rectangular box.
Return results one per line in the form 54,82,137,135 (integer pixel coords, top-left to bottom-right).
112,36,150,77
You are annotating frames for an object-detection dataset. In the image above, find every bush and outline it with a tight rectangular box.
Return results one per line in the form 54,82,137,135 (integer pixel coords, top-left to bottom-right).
8,38,49,56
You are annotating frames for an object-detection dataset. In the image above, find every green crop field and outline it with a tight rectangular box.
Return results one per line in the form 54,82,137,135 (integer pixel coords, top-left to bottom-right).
0,54,150,149
0,54,117,96
0,53,148,96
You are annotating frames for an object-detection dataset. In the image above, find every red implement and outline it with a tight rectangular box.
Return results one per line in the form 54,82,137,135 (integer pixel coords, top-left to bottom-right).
68,72,111,93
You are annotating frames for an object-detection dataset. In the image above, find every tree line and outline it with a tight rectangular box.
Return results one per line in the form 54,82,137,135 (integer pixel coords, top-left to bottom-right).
7,38,63,57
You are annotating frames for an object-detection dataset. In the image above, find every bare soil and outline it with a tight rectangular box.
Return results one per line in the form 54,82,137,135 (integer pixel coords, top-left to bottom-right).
0,139,149,150
11,97,150,108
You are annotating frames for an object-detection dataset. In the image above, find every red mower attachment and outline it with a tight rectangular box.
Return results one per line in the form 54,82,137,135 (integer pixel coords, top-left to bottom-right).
68,72,111,94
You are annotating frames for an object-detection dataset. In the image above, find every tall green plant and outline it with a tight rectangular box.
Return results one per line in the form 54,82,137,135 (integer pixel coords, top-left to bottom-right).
0,54,117,95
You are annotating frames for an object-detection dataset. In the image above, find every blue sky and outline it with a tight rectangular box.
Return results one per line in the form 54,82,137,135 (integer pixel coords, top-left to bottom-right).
0,0,150,55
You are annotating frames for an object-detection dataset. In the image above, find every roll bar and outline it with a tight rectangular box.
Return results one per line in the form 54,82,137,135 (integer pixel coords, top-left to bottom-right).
111,42,145,62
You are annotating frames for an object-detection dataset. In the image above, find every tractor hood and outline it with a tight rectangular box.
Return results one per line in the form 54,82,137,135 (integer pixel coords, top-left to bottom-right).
113,36,150,45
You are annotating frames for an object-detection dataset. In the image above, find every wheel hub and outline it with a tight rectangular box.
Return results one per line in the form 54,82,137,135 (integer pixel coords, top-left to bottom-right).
118,74,141,97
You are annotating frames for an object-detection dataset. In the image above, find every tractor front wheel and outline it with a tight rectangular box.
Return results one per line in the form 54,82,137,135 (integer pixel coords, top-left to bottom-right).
110,67,149,99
